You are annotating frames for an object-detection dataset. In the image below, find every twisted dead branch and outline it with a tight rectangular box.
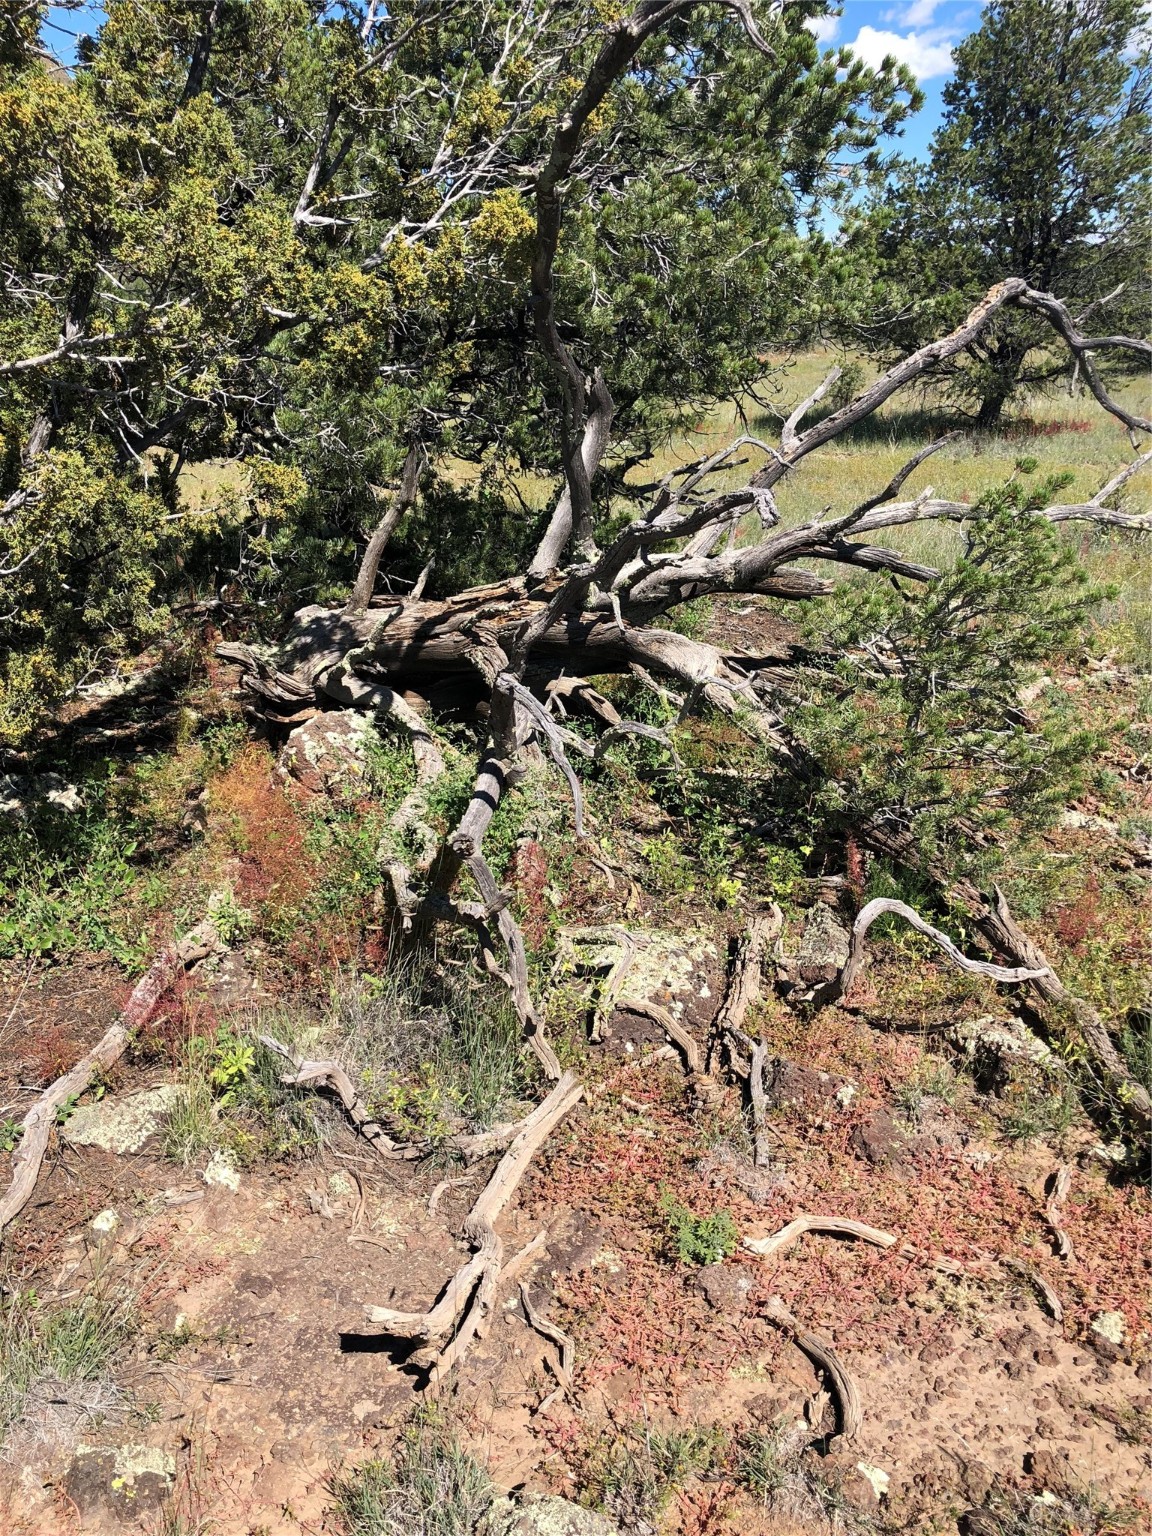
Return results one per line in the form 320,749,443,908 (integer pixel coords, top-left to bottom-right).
258,1035,420,1158
762,1296,862,1444
0,918,223,1240
361,1071,583,1385
837,898,1051,1003
520,1281,575,1413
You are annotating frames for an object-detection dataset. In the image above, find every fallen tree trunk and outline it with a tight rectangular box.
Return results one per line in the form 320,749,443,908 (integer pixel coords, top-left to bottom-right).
0,918,223,1241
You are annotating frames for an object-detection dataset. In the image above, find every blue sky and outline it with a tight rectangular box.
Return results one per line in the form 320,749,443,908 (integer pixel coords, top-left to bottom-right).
44,1,985,163
811,0,984,159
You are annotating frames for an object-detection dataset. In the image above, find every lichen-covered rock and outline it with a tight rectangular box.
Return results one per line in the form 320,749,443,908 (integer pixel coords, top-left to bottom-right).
485,1494,622,1536
277,709,379,798
64,1085,181,1155
65,1443,175,1522
777,903,851,999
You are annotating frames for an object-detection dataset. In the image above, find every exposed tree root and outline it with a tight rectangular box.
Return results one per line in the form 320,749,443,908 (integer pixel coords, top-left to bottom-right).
1045,1164,1075,1263
1005,1259,1065,1325
762,1296,862,1444
361,1071,583,1386
258,1035,420,1159
0,919,223,1240
520,1281,575,1413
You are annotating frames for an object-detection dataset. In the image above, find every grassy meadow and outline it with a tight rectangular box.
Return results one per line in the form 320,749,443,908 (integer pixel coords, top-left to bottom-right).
635,351,1151,660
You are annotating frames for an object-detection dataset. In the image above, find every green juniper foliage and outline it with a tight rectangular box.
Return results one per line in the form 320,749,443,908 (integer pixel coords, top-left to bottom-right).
0,1,915,745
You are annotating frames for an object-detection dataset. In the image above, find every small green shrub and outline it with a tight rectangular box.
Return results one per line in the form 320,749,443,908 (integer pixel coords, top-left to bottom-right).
660,1194,738,1265
330,1421,492,1536
641,831,695,895
579,1419,721,1525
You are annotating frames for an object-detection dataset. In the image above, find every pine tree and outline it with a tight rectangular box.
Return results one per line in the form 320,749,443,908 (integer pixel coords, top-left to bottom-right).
851,0,1151,426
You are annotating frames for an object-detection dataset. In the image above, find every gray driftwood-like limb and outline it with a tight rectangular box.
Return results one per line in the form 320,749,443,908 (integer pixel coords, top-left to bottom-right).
762,1296,862,1444
520,1280,575,1412
745,1214,898,1260
857,824,1152,1140
744,1211,968,1280
780,365,842,454
838,898,1050,1002
1045,1164,1075,1263
258,1035,418,1159
0,919,223,1239
362,1071,583,1382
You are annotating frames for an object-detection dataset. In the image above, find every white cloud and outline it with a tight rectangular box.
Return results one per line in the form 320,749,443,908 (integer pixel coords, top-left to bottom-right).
805,12,840,45
898,0,945,24
846,25,957,79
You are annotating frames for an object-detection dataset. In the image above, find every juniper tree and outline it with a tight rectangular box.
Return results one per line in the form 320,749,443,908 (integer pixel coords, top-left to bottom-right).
847,0,1151,425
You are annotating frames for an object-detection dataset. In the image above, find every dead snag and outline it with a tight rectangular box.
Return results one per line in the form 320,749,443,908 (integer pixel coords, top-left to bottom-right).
1045,1164,1075,1263
258,1035,419,1159
0,918,223,1240
762,1296,862,1444
361,1071,583,1385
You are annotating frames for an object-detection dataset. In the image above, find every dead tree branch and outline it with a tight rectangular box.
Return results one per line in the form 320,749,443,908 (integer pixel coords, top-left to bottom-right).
0,919,224,1240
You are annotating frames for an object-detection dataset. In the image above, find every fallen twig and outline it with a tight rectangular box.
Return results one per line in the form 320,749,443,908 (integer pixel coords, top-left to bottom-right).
1045,1164,1075,1262
520,1280,575,1412
762,1296,862,1443
361,1072,583,1387
0,919,223,1241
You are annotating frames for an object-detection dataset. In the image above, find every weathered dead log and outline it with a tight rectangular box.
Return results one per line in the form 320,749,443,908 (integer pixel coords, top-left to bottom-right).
0,918,224,1240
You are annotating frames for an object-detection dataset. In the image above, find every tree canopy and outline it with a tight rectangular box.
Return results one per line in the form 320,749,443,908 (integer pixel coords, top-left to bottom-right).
847,0,1151,424
0,0,918,745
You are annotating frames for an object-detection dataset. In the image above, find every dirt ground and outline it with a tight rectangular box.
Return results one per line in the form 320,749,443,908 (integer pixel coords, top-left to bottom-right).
0,949,1149,1536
